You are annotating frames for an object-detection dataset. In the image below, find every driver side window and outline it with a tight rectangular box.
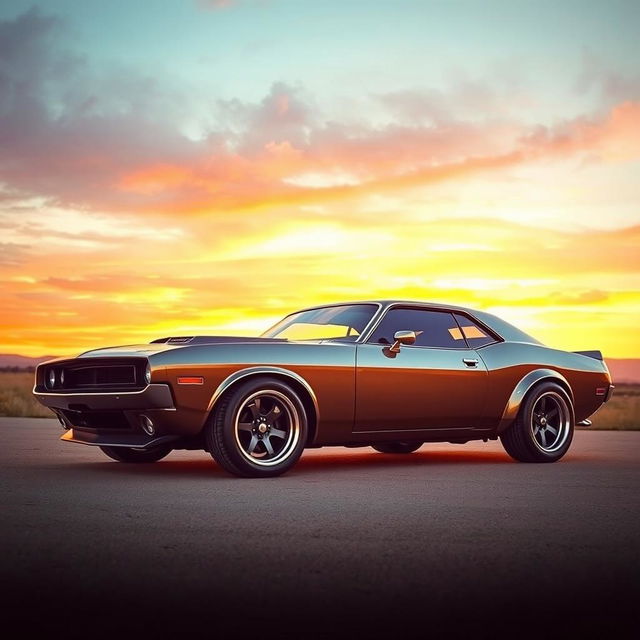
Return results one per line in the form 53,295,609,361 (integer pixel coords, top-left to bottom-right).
368,308,467,349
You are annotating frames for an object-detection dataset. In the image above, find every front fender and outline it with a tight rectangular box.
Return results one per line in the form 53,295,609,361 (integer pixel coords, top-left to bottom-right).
497,368,573,434
206,365,320,420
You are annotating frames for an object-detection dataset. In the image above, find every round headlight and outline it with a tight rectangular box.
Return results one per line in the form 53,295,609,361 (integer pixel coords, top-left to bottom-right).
144,363,151,385
48,369,56,388
60,369,65,387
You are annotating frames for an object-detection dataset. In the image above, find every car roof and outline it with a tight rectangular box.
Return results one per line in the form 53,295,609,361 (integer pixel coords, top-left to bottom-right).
297,299,475,312
294,300,543,346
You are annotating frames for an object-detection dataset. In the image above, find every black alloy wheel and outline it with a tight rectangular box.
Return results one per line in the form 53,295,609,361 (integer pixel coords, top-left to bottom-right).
206,377,308,478
500,381,574,463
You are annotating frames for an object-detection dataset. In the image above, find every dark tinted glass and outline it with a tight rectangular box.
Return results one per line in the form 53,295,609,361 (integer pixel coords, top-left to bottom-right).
453,313,496,348
369,308,467,349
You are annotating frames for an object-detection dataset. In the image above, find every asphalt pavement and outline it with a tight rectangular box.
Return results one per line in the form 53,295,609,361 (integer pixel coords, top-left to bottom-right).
1,418,639,639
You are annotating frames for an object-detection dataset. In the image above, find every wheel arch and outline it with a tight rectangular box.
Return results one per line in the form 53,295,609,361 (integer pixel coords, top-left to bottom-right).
206,366,320,446
497,368,573,434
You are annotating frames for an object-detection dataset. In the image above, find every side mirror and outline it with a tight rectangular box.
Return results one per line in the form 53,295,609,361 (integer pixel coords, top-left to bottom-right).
389,330,416,353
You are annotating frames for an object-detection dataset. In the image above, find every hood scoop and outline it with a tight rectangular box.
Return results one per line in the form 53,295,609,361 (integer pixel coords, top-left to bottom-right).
150,336,286,346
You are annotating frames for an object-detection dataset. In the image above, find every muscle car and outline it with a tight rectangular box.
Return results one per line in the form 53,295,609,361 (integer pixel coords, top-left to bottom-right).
33,300,614,477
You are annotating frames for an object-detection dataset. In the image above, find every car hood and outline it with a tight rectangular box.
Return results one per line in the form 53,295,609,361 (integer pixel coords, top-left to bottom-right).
78,336,285,358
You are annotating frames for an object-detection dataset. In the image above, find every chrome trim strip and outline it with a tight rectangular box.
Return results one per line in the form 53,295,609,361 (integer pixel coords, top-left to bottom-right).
206,366,320,423
355,302,387,343
33,386,152,397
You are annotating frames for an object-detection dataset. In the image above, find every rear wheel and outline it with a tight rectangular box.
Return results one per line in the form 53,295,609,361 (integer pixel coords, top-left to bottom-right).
372,441,423,454
99,445,172,463
500,382,574,463
206,377,308,478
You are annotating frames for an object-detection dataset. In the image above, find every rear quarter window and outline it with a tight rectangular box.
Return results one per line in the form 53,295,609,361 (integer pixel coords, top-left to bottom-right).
453,313,498,348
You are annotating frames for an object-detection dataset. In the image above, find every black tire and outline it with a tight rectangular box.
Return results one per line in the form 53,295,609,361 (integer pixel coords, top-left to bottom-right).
206,377,308,478
371,441,423,454
500,381,574,463
99,445,172,463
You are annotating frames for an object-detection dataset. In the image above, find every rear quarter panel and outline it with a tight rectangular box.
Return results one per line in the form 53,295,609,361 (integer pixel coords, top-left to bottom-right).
478,342,611,429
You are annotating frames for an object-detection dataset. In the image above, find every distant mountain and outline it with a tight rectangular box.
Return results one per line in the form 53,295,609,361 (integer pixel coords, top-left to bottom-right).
607,359,640,384
0,352,639,383
0,354,59,369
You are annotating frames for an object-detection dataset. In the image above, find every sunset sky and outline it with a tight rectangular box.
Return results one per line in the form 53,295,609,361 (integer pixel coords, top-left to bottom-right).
0,0,639,357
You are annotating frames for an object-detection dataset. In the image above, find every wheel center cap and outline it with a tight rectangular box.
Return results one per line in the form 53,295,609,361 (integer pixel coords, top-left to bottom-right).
540,417,547,426
258,424,268,434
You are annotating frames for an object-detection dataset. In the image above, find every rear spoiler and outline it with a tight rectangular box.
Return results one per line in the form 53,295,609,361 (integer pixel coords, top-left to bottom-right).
573,350,603,361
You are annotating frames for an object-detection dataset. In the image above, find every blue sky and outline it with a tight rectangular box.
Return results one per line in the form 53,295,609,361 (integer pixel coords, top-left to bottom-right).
2,1,638,121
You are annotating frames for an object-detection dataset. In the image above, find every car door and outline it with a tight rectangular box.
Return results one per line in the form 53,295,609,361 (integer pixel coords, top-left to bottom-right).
354,307,489,432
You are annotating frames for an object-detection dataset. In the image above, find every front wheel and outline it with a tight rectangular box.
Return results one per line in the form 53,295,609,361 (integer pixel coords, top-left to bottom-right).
206,377,308,477
372,441,423,454
99,445,172,463
500,382,574,463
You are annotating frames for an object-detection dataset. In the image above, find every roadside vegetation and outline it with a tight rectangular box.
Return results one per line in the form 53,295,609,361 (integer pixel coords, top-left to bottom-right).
0,371,53,418
587,384,640,430
0,371,638,429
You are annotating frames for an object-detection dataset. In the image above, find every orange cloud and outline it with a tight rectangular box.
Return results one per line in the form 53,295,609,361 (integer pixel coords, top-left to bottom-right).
112,99,639,216
524,100,640,162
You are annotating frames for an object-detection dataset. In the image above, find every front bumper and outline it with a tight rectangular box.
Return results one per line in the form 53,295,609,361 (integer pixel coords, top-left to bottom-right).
34,384,180,449
33,383,175,411
60,428,178,449
604,384,615,403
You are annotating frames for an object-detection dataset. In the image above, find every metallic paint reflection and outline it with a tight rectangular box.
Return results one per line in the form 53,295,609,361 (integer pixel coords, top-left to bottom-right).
33,300,612,453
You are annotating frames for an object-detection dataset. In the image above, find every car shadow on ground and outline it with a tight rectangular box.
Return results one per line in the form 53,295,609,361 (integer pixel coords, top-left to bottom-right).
51,447,516,479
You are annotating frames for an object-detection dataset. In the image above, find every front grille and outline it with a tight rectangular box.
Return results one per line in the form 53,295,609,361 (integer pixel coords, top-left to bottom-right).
67,364,136,387
41,357,147,393
61,409,132,430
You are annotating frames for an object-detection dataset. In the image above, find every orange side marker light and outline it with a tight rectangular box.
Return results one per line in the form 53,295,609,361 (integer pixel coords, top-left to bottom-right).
177,376,205,385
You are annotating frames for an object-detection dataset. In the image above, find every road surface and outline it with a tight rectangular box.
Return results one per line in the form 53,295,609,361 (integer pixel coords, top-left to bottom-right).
1,418,639,638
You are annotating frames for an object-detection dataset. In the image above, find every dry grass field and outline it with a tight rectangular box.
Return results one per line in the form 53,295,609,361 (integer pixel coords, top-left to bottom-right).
590,384,640,430
0,372,52,418
0,371,637,429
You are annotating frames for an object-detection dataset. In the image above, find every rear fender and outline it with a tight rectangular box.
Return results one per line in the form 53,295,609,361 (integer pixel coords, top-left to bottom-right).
497,368,573,434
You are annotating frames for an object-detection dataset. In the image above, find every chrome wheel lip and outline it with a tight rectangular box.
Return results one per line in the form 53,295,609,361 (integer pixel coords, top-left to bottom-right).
530,391,571,454
234,389,300,467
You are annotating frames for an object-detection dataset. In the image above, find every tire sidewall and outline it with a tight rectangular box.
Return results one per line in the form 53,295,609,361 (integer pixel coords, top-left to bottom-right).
521,382,574,461
372,441,423,454
100,445,172,463
215,378,308,476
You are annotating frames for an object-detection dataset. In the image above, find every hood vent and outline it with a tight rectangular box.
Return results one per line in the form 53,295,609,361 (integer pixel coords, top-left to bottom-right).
150,336,286,346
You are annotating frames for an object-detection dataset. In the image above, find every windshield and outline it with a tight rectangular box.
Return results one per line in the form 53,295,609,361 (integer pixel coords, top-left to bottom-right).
262,304,378,341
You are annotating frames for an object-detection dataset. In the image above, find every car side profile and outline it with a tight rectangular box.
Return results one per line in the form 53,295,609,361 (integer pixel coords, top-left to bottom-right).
33,301,614,477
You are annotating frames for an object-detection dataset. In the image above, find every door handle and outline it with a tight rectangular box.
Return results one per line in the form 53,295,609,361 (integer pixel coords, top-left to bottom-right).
463,358,479,367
